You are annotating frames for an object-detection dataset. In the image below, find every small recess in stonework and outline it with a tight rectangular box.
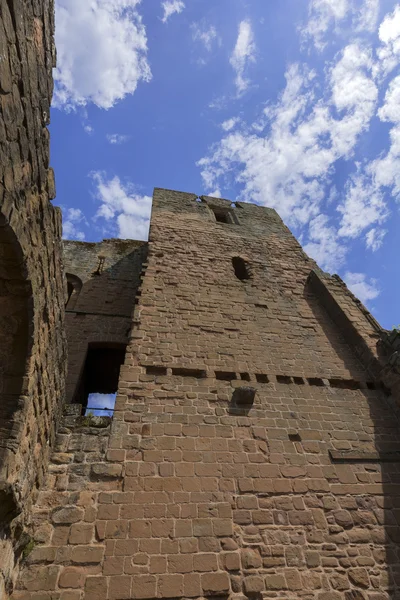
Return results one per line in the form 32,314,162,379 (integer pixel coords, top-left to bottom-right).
215,371,237,381
329,378,361,390
172,367,207,378
146,366,167,376
307,377,325,387
255,373,269,383
232,256,250,281
276,375,292,384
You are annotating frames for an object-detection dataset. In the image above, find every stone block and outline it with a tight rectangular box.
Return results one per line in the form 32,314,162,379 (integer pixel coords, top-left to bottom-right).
201,572,230,596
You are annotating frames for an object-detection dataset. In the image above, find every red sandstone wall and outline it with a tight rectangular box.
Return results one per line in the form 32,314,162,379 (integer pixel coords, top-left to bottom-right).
0,0,67,594
63,239,147,404
12,189,400,599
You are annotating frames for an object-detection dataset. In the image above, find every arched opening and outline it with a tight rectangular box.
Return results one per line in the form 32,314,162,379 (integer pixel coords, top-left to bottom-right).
232,256,250,281
65,273,83,310
73,342,127,415
0,217,32,522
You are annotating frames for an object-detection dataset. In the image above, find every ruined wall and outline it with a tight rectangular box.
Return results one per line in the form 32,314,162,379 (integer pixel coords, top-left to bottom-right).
0,0,67,595
63,239,147,405
12,189,400,600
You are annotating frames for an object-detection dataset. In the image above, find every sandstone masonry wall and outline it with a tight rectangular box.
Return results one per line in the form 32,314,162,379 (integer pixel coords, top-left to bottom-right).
12,189,400,600
0,0,67,595
63,239,147,405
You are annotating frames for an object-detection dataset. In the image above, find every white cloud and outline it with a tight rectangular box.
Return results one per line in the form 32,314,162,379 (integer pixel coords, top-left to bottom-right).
91,172,152,240
302,0,350,51
199,43,377,229
337,172,388,239
303,214,347,272
368,75,400,197
375,4,400,77
192,22,219,52
161,0,185,23
54,0,151,110
366,227,386,251
62,208,86,241
230,20,256,94
355,0,380,32
221,118,240,132
83,124,94,135
106,133,130,145
343,271,380,303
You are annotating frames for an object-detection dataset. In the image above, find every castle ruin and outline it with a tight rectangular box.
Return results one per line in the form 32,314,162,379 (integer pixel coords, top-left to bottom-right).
2,2,400,600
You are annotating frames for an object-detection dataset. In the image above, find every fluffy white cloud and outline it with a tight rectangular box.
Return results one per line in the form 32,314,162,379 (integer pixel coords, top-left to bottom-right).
337,173,388,239
355,0,380,32
54,0,151,110
62,208,86,241
368,75,400,197
106,133,130,144
161,0,185,23
365,227,386,251
230,20,256,94
221,118,240,132
375,4,400,77
302,0,349,50
92,172,152,240
343,271,380,303
192,22,219,52
303,214,347,272
199,43,377,230
303,0,381,50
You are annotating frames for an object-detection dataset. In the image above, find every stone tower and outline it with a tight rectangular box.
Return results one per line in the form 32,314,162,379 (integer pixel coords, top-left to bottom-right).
2,1,400,599
10,188,400,599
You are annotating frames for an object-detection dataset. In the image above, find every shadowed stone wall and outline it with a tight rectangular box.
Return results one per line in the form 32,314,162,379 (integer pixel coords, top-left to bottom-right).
0,0,67,594
12,189,400,600
63,239,147,406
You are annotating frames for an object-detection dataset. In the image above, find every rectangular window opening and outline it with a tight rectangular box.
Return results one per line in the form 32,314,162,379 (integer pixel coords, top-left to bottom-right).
255,373,269,383
293,376,305,385
307,377,325,387
329,378,361,390
73,343,126,416
215,371,237,381
210,207,237,225
172,367,207,379
276,375,292,384
146,366,167,376
240,372,251,381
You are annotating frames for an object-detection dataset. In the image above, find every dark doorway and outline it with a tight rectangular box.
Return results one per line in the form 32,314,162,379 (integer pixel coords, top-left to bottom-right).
73,343,126,413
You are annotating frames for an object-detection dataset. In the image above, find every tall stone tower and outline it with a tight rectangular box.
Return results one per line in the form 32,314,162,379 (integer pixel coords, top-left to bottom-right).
11,188,400,599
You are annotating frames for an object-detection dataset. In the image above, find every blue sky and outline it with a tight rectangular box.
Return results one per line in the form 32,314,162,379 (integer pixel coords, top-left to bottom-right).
52,0,400,329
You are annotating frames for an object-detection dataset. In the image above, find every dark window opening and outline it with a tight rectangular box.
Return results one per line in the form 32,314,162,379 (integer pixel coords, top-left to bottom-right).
240,372,251,381
307,377,325,387
210,206,238,225
277,375,292,384
73,343,126,414
256,373,269,383
289,432,302,442
146,366,167,376
293,376,305,385
171,367,207,379
215,371,237,381
329,378,361,390
213,209,231,223
232,257,250,281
